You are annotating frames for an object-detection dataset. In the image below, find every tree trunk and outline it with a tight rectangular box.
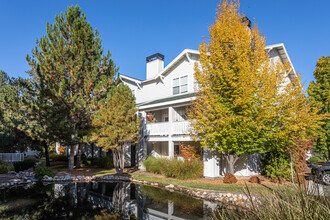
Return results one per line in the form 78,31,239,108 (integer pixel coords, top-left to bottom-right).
91,143,94,159
76,143,82,168
68,145,76,172
113,146,125,175
44,142,50,167
226,154,239,174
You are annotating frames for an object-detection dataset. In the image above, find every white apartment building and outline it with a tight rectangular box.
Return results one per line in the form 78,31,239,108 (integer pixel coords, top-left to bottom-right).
120,43,296,178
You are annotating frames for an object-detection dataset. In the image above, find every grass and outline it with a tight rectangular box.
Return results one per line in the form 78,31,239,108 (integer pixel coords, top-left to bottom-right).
214,184,330,220
91,169,116,176
143,157,203,179
131,173,276,194
49,161,116,176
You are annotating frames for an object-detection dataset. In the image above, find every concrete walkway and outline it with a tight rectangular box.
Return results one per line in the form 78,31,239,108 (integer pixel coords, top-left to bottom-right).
308,180,330,196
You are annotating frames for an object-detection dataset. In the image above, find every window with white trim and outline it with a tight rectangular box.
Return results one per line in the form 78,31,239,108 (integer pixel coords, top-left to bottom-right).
173,75,188,95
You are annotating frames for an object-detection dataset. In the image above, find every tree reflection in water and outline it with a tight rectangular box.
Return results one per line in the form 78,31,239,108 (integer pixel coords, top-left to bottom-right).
0,181,216,219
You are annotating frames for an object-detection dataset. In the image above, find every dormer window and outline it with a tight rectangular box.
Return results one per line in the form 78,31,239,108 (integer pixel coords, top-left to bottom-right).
173,75,188,95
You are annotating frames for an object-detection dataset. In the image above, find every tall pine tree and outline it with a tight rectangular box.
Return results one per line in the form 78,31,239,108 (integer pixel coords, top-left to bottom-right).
26,5,118,171
308,56,330,159
91,84,140,175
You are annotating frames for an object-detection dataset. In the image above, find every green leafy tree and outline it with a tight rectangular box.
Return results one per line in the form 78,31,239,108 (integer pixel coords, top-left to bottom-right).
26,5,118,171
0,71,38,153
308,56,330,159
188,0,323,174
91,84,140,175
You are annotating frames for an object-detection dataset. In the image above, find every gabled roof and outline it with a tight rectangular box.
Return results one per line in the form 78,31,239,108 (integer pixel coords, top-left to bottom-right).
265,43,297,78
120,43,296,84
119,73,143,89
119,74,142,83
142,49,199,84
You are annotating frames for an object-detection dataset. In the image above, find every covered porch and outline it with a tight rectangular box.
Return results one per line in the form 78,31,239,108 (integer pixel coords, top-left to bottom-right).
147,141,200,159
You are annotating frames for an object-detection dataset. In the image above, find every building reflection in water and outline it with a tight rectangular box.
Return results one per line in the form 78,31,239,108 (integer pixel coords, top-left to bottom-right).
53,181,217,220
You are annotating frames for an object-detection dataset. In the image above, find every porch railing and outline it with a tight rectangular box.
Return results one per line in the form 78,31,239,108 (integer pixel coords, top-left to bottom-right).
146,122,170,136
172,121,190,135
146,121,190,136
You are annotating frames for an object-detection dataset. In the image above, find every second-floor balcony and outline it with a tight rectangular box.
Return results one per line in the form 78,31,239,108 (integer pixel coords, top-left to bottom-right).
146,120,190,136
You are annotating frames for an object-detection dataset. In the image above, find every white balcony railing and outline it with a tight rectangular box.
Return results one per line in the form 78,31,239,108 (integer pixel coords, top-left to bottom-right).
146,121,190,136
172,121,190,135
146,122,169,136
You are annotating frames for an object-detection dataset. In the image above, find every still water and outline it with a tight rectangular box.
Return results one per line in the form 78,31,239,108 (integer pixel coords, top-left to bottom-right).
0,181,218,219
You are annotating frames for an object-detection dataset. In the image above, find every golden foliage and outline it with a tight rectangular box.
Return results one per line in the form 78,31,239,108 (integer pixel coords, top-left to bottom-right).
188,0,325,156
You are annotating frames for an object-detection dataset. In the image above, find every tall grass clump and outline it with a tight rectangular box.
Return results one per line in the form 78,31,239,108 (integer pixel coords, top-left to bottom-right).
215,184,330,220
163,159,203,179
143,156,203,179
143,157,169,174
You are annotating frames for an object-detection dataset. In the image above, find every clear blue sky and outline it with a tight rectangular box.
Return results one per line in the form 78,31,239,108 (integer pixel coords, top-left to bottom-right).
0,0,329,88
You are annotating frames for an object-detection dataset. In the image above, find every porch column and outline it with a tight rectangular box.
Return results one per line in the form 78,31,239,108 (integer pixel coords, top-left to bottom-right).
203,148,220,178
168,107,174,158
168,141,174,158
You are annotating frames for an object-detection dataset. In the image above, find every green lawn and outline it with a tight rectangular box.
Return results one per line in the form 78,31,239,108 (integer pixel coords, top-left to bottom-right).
92,169,116,176
131,173,279,194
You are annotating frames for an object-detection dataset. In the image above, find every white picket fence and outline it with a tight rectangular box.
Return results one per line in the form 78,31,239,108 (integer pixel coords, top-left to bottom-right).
0,153,25,162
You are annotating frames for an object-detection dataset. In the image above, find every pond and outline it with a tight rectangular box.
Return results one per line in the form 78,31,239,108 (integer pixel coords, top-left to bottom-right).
0,181,218,219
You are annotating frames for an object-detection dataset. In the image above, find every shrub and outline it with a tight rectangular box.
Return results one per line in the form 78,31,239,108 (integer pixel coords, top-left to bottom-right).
13,157,38,172
308,156,321,164
81,154,89,165
179,143,202,161
143,157,203,179
49,153,68,162
93,156,114,169
223,173,237,184
249,176,261,184
35,166,55,180
57,146,66,154
262,152,291,182
0,161,14,174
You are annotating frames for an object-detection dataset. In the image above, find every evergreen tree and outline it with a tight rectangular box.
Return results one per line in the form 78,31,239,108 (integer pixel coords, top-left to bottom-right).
26,5,118,171
308,56,330,159
91,84,140,175
17,77,64,166
188,0,324,174
0,71,37,153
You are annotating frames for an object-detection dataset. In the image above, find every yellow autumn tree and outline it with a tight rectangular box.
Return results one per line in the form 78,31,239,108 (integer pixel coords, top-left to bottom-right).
188,0,324,174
